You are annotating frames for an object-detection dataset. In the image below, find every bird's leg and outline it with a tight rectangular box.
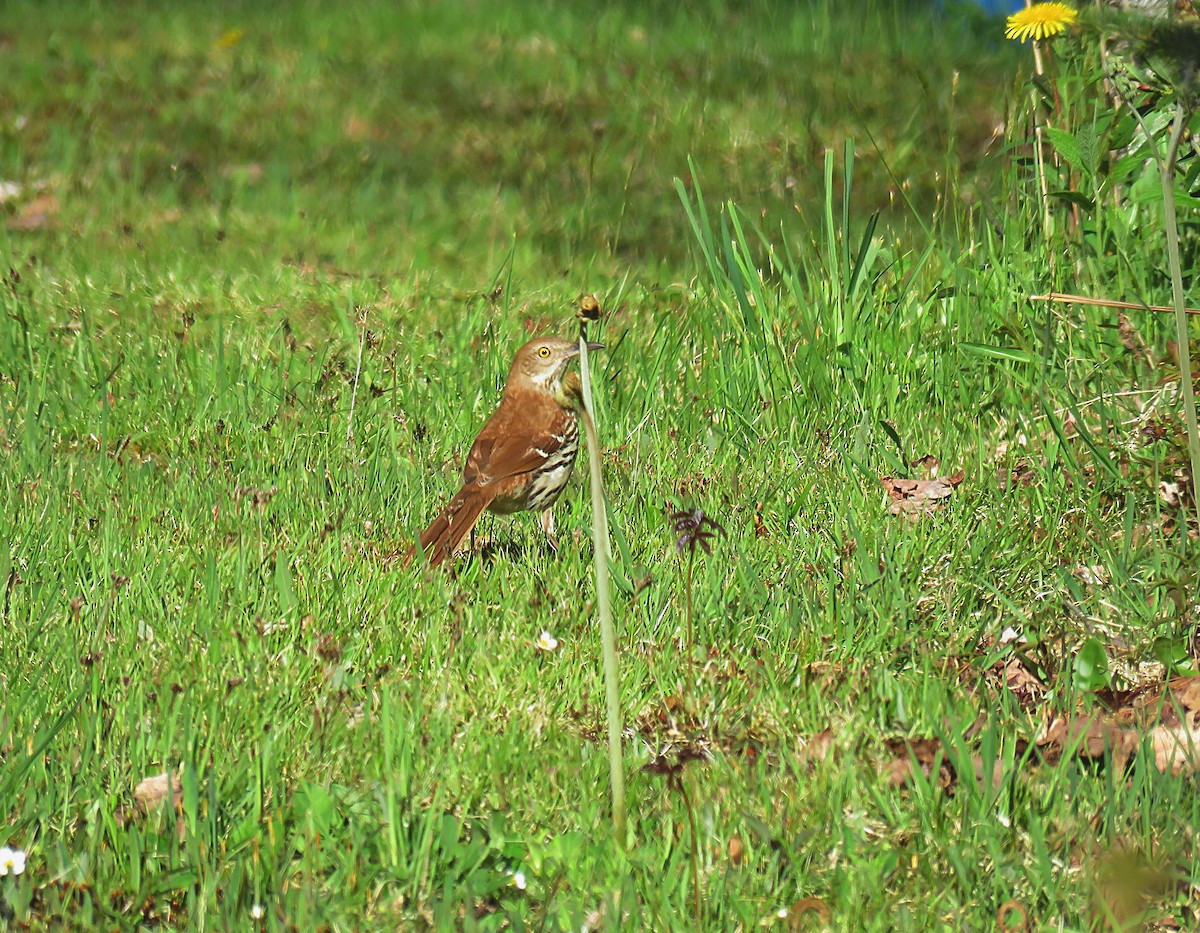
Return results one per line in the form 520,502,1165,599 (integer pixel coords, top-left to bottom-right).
540,509,560,552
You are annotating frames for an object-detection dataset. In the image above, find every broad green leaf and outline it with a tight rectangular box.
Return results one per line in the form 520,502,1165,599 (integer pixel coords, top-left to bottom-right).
1045,127,1082,173
1153,638,1198,677
1073,637,1111,691
1076,123,1099,176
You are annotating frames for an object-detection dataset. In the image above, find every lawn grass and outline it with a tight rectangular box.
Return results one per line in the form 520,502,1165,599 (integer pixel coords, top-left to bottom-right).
2,0,1199,930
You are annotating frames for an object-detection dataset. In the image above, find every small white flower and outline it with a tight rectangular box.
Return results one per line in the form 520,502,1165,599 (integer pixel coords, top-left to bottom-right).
776,906,789,919
0,846,27,876
536,630,558,652
512,871,527,890
250,902,265,920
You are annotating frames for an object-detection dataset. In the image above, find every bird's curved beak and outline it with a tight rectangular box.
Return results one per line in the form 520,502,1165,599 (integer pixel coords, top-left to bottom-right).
580,341,605,352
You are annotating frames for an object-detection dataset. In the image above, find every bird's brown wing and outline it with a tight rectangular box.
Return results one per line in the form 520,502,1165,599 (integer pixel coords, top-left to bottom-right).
463,399,576,485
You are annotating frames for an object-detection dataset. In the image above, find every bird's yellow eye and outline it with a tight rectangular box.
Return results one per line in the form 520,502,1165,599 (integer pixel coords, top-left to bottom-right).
537,346,551,358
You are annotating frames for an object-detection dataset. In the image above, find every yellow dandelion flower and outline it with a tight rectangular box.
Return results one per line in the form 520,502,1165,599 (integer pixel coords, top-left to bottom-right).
1005,3,1078,42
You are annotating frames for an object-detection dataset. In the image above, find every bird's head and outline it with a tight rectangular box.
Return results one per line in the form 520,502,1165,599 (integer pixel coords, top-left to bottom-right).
508,337,603,395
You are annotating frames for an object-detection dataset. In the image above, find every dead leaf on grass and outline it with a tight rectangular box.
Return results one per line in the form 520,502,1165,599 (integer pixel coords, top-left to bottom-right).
885,734,1007,793
1165,675,1200,719
134,770,183,815
997,656,1047,709
1148,723,1200,776
998,460,1038,489
885,737,957,790
121,769,186,841
1126,675,1200,727
796,727,834,767
1158,469,1192,511
1038,715,1139,773
7,194,59,232
1072,564,1108,586
1035,676,1200,777
881,469,965,519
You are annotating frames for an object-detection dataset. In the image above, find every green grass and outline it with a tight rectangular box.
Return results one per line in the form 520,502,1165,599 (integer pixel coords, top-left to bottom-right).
2,0,1199,929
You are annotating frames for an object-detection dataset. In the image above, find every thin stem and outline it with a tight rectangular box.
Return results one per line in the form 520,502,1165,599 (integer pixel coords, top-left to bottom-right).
685,554,695,670
1158,102,1200,527
577,334,627,838
1030,39,1054,245
1029,292,1200,316
345,299,366,443
1120,91,1200,527
676,775,702,928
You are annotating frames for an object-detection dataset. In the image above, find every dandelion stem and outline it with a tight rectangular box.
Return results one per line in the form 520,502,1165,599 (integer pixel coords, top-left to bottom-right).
577,333,627,839
1030,40,1054,245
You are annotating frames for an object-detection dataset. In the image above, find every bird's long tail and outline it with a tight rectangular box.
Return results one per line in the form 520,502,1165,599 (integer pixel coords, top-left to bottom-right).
414,485,495,566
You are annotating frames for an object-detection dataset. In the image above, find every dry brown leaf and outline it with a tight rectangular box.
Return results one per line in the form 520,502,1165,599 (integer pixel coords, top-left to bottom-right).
997,460,1037,490
1126,675,1200,728
1072,564,1108,586
885,737,956,790
130,770,186,841
7,194,60,232
796,728,834,767
1169,675,1200,718
1033,676,1200,777
134,771,183,815
970,752,1007,792
1149,723,1200,776
999,657,1046,708
881,469,965,519
1038,716,1138,773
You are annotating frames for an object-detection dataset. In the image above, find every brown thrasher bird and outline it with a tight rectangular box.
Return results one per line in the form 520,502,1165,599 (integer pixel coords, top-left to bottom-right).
414,336,602,566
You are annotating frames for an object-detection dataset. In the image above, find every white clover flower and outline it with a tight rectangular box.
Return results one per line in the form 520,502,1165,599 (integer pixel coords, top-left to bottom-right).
250,903,265,920
536,631,558,652
0,846,27,876
512,871,527,890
